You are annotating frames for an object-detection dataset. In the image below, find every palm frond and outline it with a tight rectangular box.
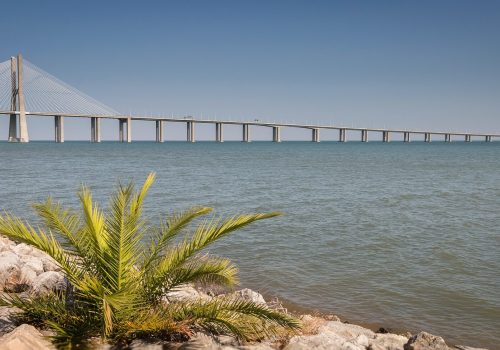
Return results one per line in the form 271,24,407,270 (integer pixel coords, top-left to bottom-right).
33,198,99,272
151,213,281,294
78,186,108,253
165,255,238,293
144,206,213,270
166,297,299,341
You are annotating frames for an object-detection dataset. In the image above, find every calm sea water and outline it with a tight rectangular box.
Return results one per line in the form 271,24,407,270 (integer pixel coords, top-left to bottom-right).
0,141,498,348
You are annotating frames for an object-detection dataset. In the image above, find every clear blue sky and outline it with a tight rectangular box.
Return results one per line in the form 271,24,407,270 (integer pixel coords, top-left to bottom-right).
1,0,500,140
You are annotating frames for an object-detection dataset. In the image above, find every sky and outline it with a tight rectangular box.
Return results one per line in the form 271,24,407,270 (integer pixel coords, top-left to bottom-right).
1,0,500,140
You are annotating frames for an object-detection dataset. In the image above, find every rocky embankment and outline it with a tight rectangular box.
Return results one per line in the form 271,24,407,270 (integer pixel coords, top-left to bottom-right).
0,236,488,350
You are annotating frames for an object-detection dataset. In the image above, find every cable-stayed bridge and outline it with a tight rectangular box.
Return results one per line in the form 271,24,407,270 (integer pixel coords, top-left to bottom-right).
1,54,498,143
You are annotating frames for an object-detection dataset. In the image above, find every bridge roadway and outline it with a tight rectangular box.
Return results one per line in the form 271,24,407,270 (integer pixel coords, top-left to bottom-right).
1,110,499,143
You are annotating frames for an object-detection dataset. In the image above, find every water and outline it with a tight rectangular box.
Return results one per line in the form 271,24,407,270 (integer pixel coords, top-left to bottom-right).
0,141,498,348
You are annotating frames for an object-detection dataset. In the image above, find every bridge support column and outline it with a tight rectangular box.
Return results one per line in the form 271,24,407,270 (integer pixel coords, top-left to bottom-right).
187,121,195,142
8,58,17,142
91,117,101,143
312,128,320,142
119,118,131,142
8,115,17,142
465,135,471,142
8,55,29,142
424,133,431,142
119,119,124,142
382,131,390,142
242,124,250,142
485,135,491,142
155,120,164,142
361,129,368,142
403,132,410,142
17,55,28,142
338,128,346,142
445,134,451,142
54,116,64,143
126,117,131,143
272,126,281,142
215,123,223,142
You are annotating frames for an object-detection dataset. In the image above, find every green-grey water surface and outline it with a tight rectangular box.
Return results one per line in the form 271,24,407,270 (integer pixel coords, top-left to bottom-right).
0,141,498,348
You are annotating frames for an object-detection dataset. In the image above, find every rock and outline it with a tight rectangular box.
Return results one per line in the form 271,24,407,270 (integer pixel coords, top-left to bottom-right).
285,320,409,350
40,256,61,272
18,266,37,291
285,332,363,350
12,244,34,257
0,252,22,292
165,284,211,303
227,288,266,305
19,257,44,275
356,334,370,347
404,332,449,350
0,237,15,250
29,271,66,296
239,344,275,350
0,307,20,336
299,314,326,335
370,333,410,350
318,320,375,339
0,324,55,350
129,339,179,349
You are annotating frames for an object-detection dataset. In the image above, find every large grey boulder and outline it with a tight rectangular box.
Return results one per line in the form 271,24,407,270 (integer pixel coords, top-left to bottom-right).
0,237,15,253
40,256,61,272
371,333,411,350
12,244,34,257
0,252,22,292
30,271,66,296
226,288,266,305
285,320,409,350
20,256,44,275
404,331,449,350
0,324,55,350
165,284,211,303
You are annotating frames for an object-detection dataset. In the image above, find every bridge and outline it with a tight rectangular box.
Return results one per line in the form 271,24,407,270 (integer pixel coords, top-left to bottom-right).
1,54,498,143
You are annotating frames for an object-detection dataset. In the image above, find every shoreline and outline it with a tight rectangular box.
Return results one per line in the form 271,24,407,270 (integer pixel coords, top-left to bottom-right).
0,236,490,350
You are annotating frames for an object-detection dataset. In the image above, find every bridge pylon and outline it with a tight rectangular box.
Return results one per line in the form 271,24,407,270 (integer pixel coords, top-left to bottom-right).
8,54,29,142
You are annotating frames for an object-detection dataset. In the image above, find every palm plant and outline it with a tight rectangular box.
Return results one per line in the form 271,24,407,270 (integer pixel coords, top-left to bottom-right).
0,173,299,348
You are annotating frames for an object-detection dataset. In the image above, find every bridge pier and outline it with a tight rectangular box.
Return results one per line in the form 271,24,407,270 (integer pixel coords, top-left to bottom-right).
272,126,281,142
119,118,131,142
91,117,101,143
155,120,164,142
485,135,491,142
382,131,390,142
361,129,368,142
242,124,250,142
8,55,29,142
312,128,320,142
216,123,223,142
445,134,451,142
424,133,431,142
8,115,17,142
338,128,346,142
403,132,410,142
54,116,64,143
465,134,471,142
187,121,195,142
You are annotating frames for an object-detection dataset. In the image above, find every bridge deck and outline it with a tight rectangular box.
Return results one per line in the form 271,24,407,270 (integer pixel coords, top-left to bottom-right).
1,110,498,138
